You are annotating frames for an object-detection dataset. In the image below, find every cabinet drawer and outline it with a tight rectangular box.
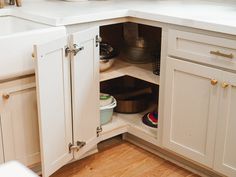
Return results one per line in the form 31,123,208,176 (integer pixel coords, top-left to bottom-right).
168,29,236,71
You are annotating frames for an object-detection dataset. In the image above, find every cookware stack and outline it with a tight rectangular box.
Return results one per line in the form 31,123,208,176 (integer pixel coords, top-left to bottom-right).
99,42,117,72
101,76,158,128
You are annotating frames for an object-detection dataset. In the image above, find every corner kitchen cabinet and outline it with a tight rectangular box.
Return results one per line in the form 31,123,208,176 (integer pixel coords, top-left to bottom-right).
33,27,100,177
0,76,40,167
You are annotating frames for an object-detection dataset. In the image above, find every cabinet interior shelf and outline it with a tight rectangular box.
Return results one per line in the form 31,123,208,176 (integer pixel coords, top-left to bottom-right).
100,58,160,85
101,106,158,139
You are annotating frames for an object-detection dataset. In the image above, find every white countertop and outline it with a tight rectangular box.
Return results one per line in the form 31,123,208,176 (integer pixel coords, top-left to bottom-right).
1,0,236,35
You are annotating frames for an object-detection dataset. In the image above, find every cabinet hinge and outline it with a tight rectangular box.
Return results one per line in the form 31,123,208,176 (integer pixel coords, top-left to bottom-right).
95,35,102,47
68,141,86,153
97,126,103,137
76,141,86,149
68,143,77,153
65,44,84,57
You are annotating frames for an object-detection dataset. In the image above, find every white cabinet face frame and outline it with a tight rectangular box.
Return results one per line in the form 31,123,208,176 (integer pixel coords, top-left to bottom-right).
214,71,236,176
163,57,221,167
34,27,100,177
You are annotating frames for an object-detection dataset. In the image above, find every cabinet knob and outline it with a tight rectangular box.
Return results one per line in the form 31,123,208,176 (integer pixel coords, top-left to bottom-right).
32,52,35,60
222,82,229,88
2,93,10,100
211,79,218,86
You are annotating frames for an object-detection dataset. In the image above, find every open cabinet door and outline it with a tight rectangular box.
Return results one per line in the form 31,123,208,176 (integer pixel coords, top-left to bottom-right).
70,27,100,159
34,37,73,177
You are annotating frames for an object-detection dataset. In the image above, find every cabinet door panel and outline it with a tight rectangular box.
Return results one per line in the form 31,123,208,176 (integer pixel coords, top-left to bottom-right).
214,72,236,176
34,37,73,177
163,58,221,167
70,27,100,158
0,79,40,167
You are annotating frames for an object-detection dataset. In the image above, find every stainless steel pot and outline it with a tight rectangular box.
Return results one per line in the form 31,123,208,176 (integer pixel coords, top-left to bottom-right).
122,23,156,63
100,43,117,72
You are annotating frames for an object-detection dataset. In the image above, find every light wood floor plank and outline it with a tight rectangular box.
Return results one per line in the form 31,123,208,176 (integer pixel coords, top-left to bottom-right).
51,140,198,177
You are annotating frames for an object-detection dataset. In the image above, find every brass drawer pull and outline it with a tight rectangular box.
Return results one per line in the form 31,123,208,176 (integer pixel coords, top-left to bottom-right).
2,86,36,100
211,79,218,86
222,82,229,88
210,50,234,59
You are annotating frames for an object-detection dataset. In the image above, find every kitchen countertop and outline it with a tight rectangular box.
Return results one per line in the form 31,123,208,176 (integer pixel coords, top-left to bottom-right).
1,0,236,35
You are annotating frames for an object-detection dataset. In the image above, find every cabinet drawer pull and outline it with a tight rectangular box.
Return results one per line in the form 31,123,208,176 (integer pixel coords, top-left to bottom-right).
210,50,234,59
2,87,36,100
211,79,218,86
222,82,229,88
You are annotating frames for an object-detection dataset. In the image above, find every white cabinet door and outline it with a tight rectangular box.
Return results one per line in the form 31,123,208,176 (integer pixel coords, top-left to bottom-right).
214,71,236,176
34,37,73,177
0,76,40,167
70,27,100,159
163,58,221,167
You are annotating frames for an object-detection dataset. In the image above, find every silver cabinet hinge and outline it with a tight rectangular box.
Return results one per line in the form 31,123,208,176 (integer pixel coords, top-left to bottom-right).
76,141,86,149
68,141,86,153
65,44,84,57
68,143,77,153
97,126,103,137
96,35,102,47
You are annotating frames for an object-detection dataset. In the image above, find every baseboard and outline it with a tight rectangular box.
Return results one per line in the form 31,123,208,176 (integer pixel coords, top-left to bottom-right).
123,133,225,177
29,163,42,176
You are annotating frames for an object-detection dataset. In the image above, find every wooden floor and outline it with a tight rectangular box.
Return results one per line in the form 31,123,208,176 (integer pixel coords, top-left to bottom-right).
51,139,199,177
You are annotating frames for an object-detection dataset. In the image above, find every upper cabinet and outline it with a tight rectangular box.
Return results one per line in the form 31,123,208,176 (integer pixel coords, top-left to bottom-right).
34,27,100,177
163,58,220,167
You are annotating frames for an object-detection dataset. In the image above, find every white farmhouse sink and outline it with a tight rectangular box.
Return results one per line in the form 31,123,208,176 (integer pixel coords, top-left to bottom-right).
0,16,66,79
0,16,49,36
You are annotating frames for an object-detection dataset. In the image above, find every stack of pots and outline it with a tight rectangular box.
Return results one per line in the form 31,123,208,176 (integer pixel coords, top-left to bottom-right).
101,76,154,114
